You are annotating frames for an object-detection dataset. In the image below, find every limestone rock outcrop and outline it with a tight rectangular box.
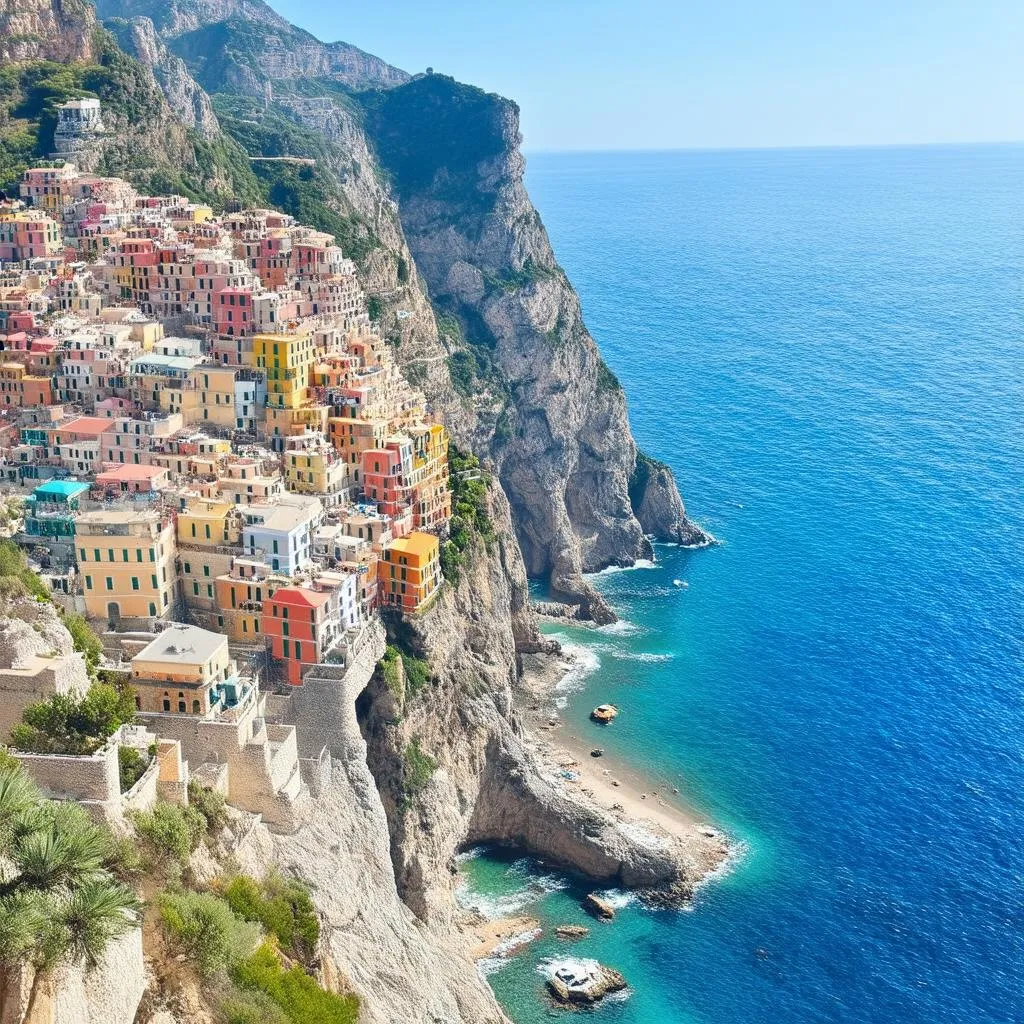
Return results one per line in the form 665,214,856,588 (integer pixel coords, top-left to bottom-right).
359,75,709,611
107,16,221,140
0,0,94,63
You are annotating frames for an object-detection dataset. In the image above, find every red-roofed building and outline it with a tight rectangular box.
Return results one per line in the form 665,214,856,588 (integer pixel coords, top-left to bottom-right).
264,584,332,685
95,462,169,496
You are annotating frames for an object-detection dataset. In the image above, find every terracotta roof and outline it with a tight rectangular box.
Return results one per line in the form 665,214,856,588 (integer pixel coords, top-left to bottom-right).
269,586,331,608
96,464,167,482
55,416,109,436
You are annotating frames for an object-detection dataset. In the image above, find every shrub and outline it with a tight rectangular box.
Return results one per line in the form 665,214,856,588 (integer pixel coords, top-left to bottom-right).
0,538,50,599
378,645,402,701
400,737,437,811
117,746,147,793
401,653,430,698
159,889,260,977
10,683,135,755
223,873,319,965
60,610,103,675
218,984,289,1024
188,780,228,833
440,445,495,583
131,801,206,868
232,942,359,1024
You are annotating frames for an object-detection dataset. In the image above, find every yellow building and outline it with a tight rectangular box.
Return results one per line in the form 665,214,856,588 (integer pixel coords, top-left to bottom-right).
283,432,351,501
177,499,241,619
130,623,234,716
250,330,323,446
379,531,441,613
76,508,177,625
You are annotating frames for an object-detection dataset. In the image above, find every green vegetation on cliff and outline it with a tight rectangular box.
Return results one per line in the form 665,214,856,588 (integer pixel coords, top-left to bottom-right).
0,28,261,200
359,73,514,205
0,762,141,1021
10,683,136,755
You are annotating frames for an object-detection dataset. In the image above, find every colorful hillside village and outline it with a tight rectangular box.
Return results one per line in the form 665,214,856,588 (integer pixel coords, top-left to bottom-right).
0,155,452,829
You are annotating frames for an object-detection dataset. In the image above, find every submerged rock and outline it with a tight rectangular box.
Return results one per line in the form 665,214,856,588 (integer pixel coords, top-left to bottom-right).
545,958,627,1004
554,925,590,940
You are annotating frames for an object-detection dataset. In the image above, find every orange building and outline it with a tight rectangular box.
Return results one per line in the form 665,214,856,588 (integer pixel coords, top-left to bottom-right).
264,585,332,685
379,531,441,613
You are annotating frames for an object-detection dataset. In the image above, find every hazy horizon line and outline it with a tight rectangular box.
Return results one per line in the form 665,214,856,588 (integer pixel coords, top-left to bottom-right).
523,138,1024,156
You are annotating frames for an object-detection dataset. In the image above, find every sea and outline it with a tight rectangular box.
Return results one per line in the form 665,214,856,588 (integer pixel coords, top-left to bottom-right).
456,146,1024,1023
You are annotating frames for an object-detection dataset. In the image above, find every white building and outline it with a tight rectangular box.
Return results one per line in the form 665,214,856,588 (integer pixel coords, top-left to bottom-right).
241,495,323,575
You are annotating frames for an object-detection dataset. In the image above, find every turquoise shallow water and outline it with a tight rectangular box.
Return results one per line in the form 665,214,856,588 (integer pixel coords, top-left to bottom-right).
460,147,1024,1023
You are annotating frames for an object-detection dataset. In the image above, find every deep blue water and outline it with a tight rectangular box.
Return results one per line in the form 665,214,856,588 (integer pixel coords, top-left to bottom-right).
461,147,1024,1023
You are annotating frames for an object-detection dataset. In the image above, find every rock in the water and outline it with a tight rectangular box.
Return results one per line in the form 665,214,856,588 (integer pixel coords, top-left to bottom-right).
582,893,615,920
545,958,627,1004
554,925,590,940
590,748,603,758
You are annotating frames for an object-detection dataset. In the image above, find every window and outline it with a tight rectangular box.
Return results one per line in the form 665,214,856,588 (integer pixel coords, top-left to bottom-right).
149,602,156,616
203,565,210,577
193,582,200,596
152,575,158,589
162,694,170,712
105,577,113,591
282,639,290,657
79,548,86,561
295,641,302,661
183,561,191,574
137,549,143,562
192,699,200,714
122,549,129,562
131,577,139,590
282,622,289,637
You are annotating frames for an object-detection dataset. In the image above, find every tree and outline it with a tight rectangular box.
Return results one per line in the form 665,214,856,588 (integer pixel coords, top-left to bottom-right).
0,764,140,1023
10,684,136,755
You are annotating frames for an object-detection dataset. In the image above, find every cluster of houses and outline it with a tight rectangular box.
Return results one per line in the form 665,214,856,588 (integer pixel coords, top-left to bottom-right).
0,146,454,830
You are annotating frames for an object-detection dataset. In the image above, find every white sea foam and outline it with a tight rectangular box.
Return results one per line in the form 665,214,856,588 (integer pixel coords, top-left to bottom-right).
609,650,673,663
476,926,543,977
604,987,633,1004
693,837,748,893
585,557,661,577
594,887,635,910
535,955,603,980
455,845,486,866
455,864,568,920
553,643,601,707
596,618,645,636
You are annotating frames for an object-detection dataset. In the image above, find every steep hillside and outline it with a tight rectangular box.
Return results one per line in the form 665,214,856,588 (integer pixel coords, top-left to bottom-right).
87,0,709,610
361,75,711,604
0,0,95,64
94,0,409,92
0,0,260,198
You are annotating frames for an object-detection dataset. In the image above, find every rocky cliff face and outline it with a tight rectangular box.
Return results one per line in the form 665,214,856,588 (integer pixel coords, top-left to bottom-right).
0,0,94,64
356,483,720,941
106,15,220,140
94,0,409,93
358,76,711,614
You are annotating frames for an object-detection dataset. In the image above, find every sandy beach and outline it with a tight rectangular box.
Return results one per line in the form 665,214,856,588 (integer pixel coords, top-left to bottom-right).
518,642,731,871
464,914,542,960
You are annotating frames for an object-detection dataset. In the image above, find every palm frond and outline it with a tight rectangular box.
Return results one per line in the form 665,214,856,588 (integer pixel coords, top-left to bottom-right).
57,880,142,969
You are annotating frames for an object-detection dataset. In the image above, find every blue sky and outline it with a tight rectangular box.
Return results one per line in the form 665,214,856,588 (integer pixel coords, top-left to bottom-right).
272,1,1023,151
